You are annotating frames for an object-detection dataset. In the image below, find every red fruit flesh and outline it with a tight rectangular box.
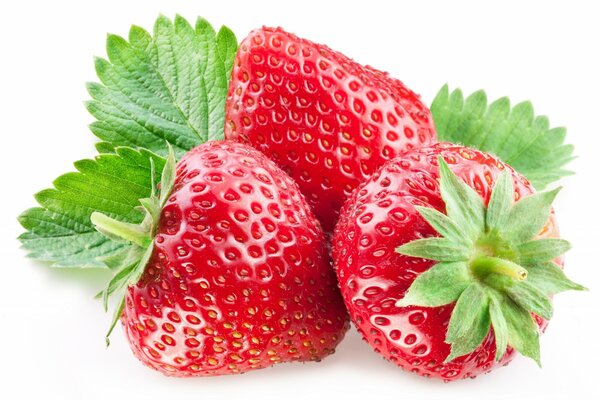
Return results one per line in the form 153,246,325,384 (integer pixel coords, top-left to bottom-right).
225,27,436,232
123,141,349,376
333,143,556,380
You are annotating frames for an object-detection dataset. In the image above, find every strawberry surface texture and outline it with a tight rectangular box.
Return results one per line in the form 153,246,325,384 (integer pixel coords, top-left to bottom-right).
225,27,437,232
333,143,563,381
15,14,585,384
123,141,349,376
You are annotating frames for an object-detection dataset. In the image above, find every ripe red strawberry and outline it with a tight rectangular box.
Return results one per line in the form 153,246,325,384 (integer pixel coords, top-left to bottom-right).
93,141,349,376
333,142,584,381
225,27,436,232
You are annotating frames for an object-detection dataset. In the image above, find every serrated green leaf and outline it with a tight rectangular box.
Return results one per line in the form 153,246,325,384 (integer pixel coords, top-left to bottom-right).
194,16,232,141
502,297,541,366
87,15,237,157
216,26,237,78
517,238,571,265
396,237,471,262
438,158,485,240
445,89,465,136
18,148,165,268
527,262,587,295
95,141,116,154
445,283,490,362
397,262,470,307
489,295,509,361
128,25,152,51
431,86,574,190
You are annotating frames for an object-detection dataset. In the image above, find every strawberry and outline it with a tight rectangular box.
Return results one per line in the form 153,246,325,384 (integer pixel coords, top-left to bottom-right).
333,142,584,381
224,27,436,232
92,141,349,376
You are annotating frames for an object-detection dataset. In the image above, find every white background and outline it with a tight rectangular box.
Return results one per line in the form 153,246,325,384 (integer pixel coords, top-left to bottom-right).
1,1,597,399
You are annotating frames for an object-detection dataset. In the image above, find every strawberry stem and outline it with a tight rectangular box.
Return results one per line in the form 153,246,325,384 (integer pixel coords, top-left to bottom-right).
91,145,177,345
470,254,528,282
91,212,151,248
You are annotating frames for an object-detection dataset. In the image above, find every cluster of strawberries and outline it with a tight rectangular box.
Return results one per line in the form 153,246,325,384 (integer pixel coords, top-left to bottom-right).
72,27,585,381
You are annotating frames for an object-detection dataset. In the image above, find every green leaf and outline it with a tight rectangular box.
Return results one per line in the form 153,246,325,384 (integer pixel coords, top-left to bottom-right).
506,281,553,320
216,26,237,77
527,262,587,295
86,15,237,158
106,295,126,347
502,297,541,366
128,24,152,50
18,148,165,268
517,238,571,265
138,197,160,229
397,262,470,307
485,172,513,233
97,246,142,272
431,85,574,190
95,141,116,154
445,283,490,362
100,262,136,311
438,158,485,240
86,147,173,343
489,295,509,361
396,237,471,262
415,206,470,244
158,145,177,207
128,245,155,286
502,188,560,243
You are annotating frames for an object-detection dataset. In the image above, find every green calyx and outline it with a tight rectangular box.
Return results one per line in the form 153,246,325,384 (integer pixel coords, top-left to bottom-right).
396,158,585,365
91,146,176,345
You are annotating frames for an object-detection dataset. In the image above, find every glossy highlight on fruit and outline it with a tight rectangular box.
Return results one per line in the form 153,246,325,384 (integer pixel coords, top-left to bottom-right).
123,141,349,376
225,27,436,232
333,143,560,380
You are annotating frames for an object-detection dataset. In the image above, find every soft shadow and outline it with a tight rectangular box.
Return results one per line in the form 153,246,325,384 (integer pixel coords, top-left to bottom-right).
325,327,397,369
25,256,112,293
